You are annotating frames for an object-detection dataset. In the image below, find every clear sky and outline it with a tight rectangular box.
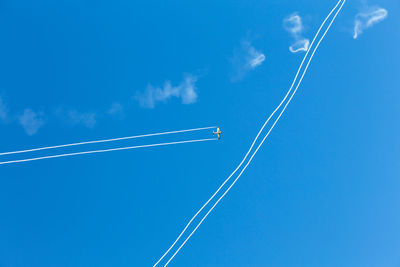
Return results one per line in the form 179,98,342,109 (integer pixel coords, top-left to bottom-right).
0,0,399,266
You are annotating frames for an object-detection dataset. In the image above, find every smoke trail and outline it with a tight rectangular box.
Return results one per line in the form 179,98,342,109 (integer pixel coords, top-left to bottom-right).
0,138,217,166
154,0,346,265
0,126,216,157
163,2,346,265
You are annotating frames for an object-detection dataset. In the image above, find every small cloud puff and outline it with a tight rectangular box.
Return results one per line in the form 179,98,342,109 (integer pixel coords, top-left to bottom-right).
353,7,388,39
68,110,96,128
248,46,266,69
108,102,124,118
230,41,265,82
289,39,310,53
284,13,310,53
136,74,198,108
18,108,45,136
284,14,303,35
0,97,7,122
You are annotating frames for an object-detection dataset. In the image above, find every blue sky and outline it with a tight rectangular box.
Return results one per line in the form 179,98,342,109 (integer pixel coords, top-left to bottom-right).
0,0,399,266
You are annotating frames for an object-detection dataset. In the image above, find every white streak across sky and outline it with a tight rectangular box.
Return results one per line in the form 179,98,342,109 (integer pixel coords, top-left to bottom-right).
0,138,217,166
0,126,217,165
154,0,346,266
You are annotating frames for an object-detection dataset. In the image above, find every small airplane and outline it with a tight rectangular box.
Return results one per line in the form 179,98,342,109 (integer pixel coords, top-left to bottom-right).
213,127,222,139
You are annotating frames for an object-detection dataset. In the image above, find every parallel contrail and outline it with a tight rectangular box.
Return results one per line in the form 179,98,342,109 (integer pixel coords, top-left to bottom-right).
0,138,217,166
154,1,346,265
153,10,327,264
0,126,216,157
163,2,346,265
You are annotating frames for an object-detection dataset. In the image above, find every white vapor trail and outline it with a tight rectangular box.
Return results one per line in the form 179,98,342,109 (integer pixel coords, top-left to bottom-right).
154,0,346,266
0,138,217,166
0,126,216,157
164,2,346,265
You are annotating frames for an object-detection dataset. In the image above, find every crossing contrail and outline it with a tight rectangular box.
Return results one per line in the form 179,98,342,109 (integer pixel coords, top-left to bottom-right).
0,126,216,157
154,0,346,265
0,138,217,166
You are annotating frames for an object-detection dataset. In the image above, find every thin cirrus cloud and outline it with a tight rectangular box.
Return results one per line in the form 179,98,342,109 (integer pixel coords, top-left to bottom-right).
0,97,45,135
68,110,97,128
107,102,125,119
18,108,45,136
135,74,198,108
353,6,388,39
0,97,8,122
248,47,266,68
230,41,265,82
283,13,310,53
1,97,114,135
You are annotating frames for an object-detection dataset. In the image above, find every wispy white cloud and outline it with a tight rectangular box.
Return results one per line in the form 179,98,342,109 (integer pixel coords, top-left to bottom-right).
289,39,310,53
0,97,7,122
283,13,310,53
107,102,125,119
230,41,265,82
284,14,303,35
136,74,198,108
248,47,266,69
68,110,96,128
18,108,45,136
353,6,388,39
